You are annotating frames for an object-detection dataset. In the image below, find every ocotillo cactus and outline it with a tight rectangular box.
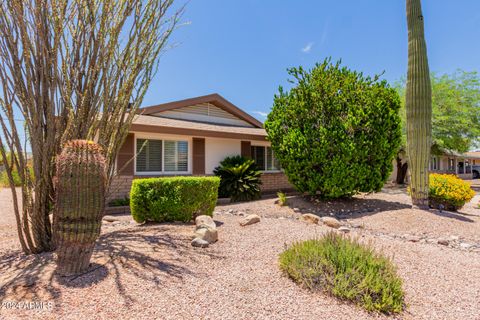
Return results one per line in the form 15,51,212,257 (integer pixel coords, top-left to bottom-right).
405,0,432,208
53,140,106,276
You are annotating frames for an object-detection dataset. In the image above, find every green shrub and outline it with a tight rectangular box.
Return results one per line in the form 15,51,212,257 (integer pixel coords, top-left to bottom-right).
213,158,261,202
428,173,475,211
213,155,250,198
265,59,402,198
0,167,33,187
277,191,287,206
279,232,404,314
130,176,220,223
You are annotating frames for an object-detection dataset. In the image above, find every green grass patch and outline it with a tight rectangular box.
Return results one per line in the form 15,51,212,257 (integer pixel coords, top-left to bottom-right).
279,232,404,314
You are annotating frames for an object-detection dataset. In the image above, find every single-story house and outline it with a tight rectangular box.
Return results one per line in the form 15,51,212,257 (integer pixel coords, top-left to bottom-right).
390,148,480,182
108,94,293,201
428,149,480,179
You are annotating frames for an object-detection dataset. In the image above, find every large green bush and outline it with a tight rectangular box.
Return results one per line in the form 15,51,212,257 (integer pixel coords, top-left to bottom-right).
213,157,262,202
130,176,220,223
279,233,404,314
265,59,402,198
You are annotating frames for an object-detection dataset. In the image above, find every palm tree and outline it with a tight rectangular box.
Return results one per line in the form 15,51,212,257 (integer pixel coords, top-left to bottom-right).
405,0,432,208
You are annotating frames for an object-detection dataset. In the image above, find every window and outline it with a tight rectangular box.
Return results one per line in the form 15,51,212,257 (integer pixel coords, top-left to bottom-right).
448,158,455,171
164,140,188,172
466,160,471,174
136,139,162,172
251,146,280,171
136,138,188,173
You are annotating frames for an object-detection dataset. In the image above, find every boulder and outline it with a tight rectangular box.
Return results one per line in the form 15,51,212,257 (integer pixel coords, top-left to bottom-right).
320,217,341,229
195,227,218,244
240,214,261,226
195,215,216,230
191,238,209,248
300,213,320,224
338,226,350,233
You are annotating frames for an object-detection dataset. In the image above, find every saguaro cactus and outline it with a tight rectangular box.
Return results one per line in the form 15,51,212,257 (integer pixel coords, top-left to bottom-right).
405,0,432,208
53,140,106,276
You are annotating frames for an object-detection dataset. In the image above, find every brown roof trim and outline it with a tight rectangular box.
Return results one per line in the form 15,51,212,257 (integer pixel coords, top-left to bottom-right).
130,123,268,141
137,93,264,128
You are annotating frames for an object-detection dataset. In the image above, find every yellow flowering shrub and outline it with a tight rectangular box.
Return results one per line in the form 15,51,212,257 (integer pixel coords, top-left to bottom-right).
429,173,475,211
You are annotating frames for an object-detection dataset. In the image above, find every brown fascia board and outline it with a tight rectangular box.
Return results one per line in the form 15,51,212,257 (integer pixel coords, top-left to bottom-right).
137,93,264,128
130,123,268,141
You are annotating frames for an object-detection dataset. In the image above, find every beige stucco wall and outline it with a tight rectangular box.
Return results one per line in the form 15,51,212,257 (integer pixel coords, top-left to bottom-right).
205,137,242,174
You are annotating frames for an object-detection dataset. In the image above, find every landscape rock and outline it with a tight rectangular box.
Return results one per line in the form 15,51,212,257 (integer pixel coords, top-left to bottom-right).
195,215,216,230
227,209,234,214
300,213,320,224
320,217,341,229
240,214,261,226
406,235,421,242
338,226,350,233
460,242,472,249
437,238,449,246
103,215,119,222
191,237,209,248
195,227,218,244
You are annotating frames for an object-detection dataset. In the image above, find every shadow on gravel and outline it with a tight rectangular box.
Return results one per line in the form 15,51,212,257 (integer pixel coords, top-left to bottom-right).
429,209,475,223
0,224,225,306
0,250,59,303
284,196,412,220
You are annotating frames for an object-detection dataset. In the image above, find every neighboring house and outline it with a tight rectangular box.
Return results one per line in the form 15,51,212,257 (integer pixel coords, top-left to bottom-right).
109,94,293,201
390,149,480,182
429,150,480,179
465,151,480,179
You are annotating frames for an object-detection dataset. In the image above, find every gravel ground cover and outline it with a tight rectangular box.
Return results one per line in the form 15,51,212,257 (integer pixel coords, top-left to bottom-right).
0,186,479,320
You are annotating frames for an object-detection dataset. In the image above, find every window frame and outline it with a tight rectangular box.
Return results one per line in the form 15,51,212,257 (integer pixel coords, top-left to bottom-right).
251,145,281,173
134,134,191,175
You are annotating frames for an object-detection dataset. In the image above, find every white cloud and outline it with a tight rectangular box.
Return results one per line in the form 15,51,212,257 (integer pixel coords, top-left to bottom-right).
253,111,268,118
301,42,314,53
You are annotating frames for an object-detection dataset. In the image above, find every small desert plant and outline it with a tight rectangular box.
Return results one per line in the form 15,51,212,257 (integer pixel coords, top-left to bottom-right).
279,232,404,314
53,140,106,276
428,173,475,211
277,191,287,206
214,158,262,202
130,176,220,223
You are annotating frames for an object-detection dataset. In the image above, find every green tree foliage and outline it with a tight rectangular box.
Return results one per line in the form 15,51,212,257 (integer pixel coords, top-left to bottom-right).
265,59,402,198
397,70,480,153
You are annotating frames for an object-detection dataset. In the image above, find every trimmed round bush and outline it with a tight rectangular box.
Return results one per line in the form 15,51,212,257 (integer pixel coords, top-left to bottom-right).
265,59,402,198
428,173,475,211
130,176,220,223
279,233,405,314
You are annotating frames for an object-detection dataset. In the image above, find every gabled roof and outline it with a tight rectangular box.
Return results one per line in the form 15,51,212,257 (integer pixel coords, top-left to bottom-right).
138,93,264,128
131,114,267,141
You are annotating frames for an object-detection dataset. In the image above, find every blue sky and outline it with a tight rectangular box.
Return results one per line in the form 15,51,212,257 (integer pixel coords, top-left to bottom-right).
144,0,480,121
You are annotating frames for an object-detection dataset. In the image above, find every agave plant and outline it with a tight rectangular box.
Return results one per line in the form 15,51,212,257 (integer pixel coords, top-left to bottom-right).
214,158,262,202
